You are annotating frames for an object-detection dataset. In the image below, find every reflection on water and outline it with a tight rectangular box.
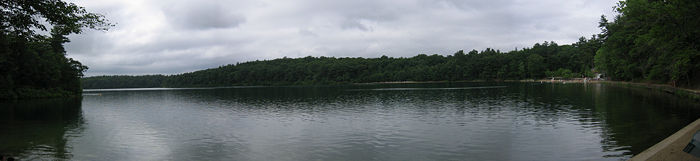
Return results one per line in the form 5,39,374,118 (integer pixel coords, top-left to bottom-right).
0,98,84,160
347,86,508,91
0,83,698,160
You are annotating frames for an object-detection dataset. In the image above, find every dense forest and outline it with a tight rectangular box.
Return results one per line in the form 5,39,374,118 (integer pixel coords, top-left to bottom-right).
1,1,109,99
162,40,599,87
83,0,700,89
595,0,699,87
83,38,602,88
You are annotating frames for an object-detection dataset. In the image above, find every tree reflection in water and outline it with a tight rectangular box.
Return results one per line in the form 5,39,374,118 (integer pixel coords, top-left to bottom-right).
0,98,84,160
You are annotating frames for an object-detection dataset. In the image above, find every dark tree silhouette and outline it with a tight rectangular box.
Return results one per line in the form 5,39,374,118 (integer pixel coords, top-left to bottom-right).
1,0,111,99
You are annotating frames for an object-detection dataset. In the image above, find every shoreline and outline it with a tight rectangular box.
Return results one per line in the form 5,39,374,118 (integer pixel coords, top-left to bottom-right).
630,118,700,161
528,79,700,101
355,79,700,102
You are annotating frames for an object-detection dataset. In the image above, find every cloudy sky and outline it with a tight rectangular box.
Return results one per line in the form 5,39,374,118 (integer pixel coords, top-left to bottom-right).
65,0,617,76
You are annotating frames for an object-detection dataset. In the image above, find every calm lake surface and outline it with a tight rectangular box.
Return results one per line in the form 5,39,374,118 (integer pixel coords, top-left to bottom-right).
1,82,699,160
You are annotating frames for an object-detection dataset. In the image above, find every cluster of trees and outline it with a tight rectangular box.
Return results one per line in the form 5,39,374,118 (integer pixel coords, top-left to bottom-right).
595,0,700,87
83,37,603,88
1,0,109,99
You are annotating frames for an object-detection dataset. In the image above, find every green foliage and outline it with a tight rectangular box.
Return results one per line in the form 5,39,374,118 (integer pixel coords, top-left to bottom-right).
526,54,545,78
1,0,111,36
84,39,603,88
1,0,110,99
595,0,700,87
545,68,580,79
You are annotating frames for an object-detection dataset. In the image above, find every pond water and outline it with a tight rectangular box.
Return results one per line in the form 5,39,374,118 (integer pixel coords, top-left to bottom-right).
1,82,698,160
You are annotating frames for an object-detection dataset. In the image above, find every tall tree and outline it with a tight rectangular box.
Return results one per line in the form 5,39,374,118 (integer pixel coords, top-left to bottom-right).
1,0,110,99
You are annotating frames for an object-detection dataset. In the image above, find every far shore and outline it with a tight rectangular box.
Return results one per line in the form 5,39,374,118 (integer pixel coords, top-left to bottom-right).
524,79,700,97
355,79,700,101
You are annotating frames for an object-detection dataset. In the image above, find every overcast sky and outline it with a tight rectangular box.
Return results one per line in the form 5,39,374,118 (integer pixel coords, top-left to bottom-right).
65,0,617,76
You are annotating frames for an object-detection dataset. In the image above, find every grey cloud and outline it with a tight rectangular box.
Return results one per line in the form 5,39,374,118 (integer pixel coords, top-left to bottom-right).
65,0,617,76
175,11,245,30
340,19,372,31
304,0,403,21
298,28,317,37
66,30,113,54
161,1,246,30
430,0,512,11
75,46,244,75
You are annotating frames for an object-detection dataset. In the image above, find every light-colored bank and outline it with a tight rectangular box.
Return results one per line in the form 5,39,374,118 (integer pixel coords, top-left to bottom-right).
630,118,700,161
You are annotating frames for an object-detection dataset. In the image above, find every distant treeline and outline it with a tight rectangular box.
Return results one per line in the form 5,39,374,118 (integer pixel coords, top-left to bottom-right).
83,38,602,89
81,75,167,89
82,0,699,89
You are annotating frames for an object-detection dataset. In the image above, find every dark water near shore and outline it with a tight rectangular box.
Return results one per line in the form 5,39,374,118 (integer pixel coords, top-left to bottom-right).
1,82,699,160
